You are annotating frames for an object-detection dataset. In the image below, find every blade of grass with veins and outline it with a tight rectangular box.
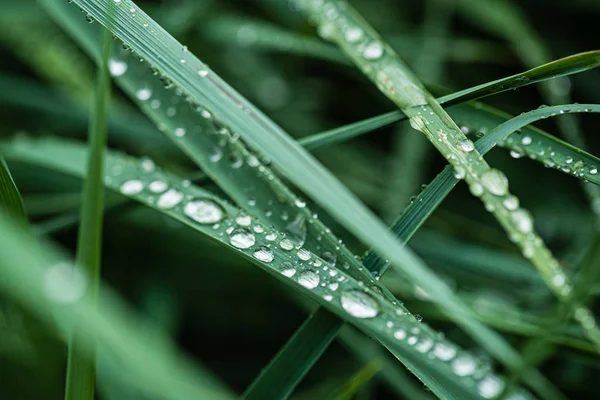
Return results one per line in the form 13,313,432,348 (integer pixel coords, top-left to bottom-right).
295,0,600,347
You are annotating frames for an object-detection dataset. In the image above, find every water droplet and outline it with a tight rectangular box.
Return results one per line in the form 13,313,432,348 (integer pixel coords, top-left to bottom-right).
511,209,533,233
521,136,532,145
279,239,294,251
409,116,427,132
510,150,523,159
149,180,168,193
108,59,127,77
157,189,184,209
432,342,457,361
141,158,155,172
298,270,320,289
340,290,379,318
451,355,477,376
265,232,277,241
230,228,255,249
344,27,363,42
502,195,519,211
480,169,509,196
120,179,144,195
184,199,224,224
478,376,504,399
458,139,474,152
453,166,466,180
394,329,406,340
284,214,307,246
44,263,87,304
297,248,311,261
253,246,274,263
363,41,384,60
590,166,598,175
174,127,186,137
460,126,469,134
415,338,434,353
136,88,152,100
236,215,252,226
281,266,296,277
469,182,484,197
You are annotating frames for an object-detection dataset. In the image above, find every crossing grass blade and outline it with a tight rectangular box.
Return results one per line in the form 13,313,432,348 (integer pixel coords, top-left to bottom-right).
2,135,535,400
0,157,26,222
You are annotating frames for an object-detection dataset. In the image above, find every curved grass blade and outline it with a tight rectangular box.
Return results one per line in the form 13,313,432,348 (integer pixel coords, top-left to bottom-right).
0,157,26,222
0,212,235,400
298,50,600,150
41,0,393,308
2,136,531,400
64,24,112,400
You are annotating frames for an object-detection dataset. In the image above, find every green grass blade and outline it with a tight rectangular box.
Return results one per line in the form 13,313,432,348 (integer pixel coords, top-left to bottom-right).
65,25,112,400
296,0,596,387
3,136,534,400
242,308,340,400
0,157,26,222
299,50,600,150
0,210,234,400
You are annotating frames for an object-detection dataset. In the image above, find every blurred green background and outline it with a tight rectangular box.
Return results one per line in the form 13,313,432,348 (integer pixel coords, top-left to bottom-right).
1,0,600,398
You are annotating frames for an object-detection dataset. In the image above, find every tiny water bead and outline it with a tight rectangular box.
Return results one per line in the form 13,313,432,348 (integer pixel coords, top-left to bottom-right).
393,329,406,340
230,228,256,249
120,179,144,195
297,270,320,289
511,209,533,234
108,59,127,77
362,41,384,60
478,376,504,399
157,189,184,209
344,27,363,42
480,169,509,196
149,180,168,193
253,246,274,263
44,263,87,304
521,136,532,145
174,127,186,137
184,199,224,224
340,290,380,318
136,88,152,101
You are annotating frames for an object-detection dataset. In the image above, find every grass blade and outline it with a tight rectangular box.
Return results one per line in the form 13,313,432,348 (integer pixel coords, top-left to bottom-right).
64,24,112,400
0,157,26,222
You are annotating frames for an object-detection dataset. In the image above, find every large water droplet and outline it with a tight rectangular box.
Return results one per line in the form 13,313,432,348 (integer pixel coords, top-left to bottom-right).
344,27,363,43
230,228,255,249
279,238,294,251
149,180,168,193
297,248,311,261
478,376,504,399
44,263,87,304
157,189,184,209
284,214,307,246
340,290,379,318
236,214,252,226
298,270,320,289
480,169,509,196
184,199,224,224
458,139,474,152
120,179,144,195
502,195,519,211
511,209,533,233
432,342,457,361
253,246,274,263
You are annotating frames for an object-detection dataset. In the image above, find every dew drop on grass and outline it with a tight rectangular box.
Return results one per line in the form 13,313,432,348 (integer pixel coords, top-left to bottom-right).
108,59,127,77
511,209,533,233
298,270,320,289
344,27,363,42
279,238,294,251
136,88,152,100
149,180,168,193
236,214,252,226
340,290,379,318
521,136,532,145
44,263,87,304
120,179,144,195
174,127,186,137
281,267,296,277
297,248,311,261
478,376,504,399
184,199,224,224
253,246,274,263
480,169,509,196
469,182,484,197
432,342,457,361
157,189,184,209
502,195,519,211
415,338,434,353
451,355,477,376
458,139,474,152
362,41,384,60
230,228,255,249
394,329,406,340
